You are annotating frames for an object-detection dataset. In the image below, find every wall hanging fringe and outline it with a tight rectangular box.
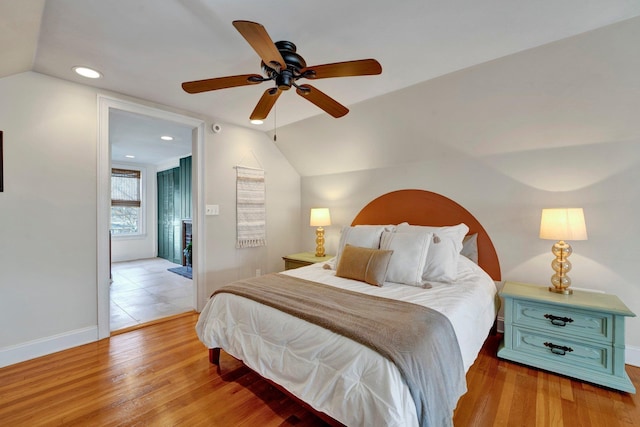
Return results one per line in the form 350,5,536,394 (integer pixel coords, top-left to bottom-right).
236,166,266,248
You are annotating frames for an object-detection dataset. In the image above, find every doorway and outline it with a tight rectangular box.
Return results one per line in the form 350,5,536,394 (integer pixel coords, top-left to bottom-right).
97,96,205,339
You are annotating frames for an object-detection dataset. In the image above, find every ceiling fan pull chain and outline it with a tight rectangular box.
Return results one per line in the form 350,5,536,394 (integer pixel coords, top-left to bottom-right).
274,105,277,142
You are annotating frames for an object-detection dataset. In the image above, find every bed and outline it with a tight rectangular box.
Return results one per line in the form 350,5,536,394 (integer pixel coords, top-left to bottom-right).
196,189,501,427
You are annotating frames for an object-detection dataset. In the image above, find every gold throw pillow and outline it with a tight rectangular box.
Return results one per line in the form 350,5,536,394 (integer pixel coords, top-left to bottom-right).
335,244,393,287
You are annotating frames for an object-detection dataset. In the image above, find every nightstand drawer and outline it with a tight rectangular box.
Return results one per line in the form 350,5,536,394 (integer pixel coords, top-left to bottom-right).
284,259,311,270
510,326,612,374
512,299,612,343
282,252,334,270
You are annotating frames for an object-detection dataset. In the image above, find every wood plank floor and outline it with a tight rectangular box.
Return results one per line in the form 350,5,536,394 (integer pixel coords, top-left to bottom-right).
1,313,638,426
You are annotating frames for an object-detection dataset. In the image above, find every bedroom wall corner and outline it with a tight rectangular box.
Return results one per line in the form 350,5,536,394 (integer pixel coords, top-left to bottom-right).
201,123,301,301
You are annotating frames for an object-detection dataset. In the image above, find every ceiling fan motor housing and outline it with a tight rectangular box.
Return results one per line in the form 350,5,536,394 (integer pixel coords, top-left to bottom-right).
262,41,306,90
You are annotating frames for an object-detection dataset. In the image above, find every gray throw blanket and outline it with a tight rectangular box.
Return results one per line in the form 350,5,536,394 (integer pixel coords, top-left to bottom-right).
213,273,466,427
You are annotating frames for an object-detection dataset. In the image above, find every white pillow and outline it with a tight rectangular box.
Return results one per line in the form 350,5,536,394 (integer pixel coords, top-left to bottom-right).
380,230,432,287
395,223,469,282
334,225,394,267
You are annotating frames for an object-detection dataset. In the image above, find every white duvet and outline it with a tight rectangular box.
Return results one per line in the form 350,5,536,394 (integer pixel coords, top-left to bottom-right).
196,256,498,427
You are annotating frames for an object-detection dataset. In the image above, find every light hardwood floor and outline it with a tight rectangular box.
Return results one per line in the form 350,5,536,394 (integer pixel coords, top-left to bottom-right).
1,313,638,426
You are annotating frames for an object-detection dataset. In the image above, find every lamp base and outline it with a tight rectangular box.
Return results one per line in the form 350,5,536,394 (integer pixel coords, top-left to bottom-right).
548,286,573,295
315,226,325,257
548,240,573,295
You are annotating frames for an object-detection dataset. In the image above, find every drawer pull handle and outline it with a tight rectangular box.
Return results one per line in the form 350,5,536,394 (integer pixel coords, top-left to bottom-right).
544,314,574,326
544,342,574,356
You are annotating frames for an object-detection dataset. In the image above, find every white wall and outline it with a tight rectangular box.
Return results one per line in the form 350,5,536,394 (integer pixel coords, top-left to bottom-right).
0,71,301,366
0,72,99,351
280,18,640,365
110,162,158,263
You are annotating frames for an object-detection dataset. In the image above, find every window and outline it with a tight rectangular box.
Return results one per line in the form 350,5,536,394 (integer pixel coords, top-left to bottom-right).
111,167,143,235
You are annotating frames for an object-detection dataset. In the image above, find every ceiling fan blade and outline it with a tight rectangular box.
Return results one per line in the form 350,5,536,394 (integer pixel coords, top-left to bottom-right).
301,59,382,79
296,84,349,118
250,88,282,120
233,20,286,69
182,74,263,94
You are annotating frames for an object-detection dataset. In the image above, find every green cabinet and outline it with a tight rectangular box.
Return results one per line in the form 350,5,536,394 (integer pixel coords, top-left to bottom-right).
179,156,192,220
157,156,192,264
498,281,636,393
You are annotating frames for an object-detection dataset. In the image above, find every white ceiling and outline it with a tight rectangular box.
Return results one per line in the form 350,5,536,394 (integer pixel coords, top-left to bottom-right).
2,0,640,164
110,109,193,165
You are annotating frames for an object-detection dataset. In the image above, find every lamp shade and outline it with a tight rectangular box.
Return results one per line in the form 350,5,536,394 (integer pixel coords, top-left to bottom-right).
539,208,587,241
310,208,331,227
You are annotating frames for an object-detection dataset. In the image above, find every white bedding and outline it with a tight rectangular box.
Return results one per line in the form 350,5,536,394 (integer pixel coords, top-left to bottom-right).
196,256,498,427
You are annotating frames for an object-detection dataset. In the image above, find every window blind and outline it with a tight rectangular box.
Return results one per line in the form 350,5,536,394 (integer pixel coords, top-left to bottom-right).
111,168,141,207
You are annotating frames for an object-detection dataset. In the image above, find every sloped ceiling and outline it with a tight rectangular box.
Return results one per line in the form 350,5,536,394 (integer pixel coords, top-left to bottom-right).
0,1,46,77
273,17,640,176
2,0,639,131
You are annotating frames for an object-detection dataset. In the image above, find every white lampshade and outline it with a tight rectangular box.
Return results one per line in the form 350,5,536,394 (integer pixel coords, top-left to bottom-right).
310,208,331,227
539,208,587,241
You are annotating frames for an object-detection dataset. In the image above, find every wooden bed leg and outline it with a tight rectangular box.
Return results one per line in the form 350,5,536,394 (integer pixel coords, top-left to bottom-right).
209,348,221,365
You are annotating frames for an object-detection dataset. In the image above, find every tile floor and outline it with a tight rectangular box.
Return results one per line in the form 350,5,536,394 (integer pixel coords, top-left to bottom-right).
110,257,193,331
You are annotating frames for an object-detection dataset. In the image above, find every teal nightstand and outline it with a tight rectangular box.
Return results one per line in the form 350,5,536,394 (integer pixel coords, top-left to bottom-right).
498,281,636,393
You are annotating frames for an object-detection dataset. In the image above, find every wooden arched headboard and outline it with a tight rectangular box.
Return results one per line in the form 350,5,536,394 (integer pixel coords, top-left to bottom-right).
351,189,501,281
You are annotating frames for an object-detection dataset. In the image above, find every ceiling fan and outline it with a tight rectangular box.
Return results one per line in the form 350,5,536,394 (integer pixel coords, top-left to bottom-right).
181,20,382,121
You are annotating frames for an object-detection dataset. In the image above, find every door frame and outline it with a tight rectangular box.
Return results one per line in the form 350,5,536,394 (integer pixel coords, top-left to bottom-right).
97,95,206,339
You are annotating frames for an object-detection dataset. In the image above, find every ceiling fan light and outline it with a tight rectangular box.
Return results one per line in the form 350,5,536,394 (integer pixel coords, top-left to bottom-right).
160,135,174,141
250,119,264,125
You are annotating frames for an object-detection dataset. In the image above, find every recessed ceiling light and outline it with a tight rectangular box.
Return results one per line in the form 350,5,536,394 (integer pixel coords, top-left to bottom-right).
125,155,135,159
160,135,174,141
250,119,264,125
73,66,102,79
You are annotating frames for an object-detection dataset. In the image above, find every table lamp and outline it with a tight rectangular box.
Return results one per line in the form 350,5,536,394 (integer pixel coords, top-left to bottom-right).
539,208,588,295
310,208,331,257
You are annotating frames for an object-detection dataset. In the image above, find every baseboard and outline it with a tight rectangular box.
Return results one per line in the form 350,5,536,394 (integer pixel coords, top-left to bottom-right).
0,326,98,368
627,345,640,368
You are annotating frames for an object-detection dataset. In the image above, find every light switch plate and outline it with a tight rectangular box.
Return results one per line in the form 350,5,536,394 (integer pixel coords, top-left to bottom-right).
206,204,219,216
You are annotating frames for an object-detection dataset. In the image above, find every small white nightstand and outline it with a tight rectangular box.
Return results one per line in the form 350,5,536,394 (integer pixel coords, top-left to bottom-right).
282,252,333,270
498,281,636,393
